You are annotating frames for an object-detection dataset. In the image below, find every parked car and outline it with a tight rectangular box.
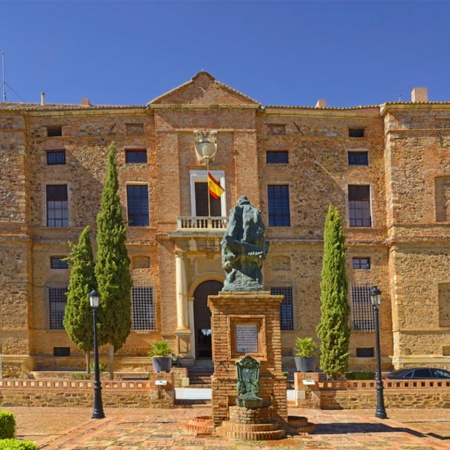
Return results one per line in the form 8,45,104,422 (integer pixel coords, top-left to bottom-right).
384,367,450,380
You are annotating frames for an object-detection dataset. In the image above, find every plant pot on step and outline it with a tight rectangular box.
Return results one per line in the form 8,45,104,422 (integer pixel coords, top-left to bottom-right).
294,356,317,372
152,357,172,373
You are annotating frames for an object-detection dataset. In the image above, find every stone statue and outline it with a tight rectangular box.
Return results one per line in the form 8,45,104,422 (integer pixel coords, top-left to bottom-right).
221,196,269,291
236,355,263,408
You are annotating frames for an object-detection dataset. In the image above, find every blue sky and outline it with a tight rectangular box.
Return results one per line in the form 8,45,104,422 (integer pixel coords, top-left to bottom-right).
1,1,449,107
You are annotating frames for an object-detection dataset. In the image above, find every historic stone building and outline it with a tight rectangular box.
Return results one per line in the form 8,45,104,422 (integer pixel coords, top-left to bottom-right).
1,72,449,376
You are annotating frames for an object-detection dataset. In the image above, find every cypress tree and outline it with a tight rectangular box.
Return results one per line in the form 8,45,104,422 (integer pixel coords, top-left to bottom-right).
316,204,350,379
95,142,132,352
63,225,96,368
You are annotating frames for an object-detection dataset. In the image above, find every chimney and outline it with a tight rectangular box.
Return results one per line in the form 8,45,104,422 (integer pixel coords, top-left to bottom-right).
81,98,91,106
40,92,45,105
411,87,428,103
315,99,326,108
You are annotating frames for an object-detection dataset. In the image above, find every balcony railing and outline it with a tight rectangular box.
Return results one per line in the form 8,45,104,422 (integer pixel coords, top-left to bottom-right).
177,216,228,230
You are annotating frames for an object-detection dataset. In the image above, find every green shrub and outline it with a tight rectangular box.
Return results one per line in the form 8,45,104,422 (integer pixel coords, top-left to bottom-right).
0,439,38,449
0,410,16,439
148,340,172,357
89,363,107,373
345,371,375,380
70,372,90,380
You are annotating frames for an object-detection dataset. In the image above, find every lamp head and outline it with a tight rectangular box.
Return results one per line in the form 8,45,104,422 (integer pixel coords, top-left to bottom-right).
370,286,382,307
89,289,100,309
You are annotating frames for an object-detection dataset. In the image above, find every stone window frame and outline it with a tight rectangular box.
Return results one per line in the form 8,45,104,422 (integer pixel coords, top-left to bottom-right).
125,147,148,164
352,257,371,270
46,149,66,165
189,170,226,217
46,125,63,137
266,150,289,164
348,128,365,138
347,149,369,166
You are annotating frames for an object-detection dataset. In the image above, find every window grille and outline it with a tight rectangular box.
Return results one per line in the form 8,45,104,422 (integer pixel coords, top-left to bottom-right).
47,285,68,330
50,256,69,269
127,185,149,226
271,286,294,331
348,151,368,166
47,150,66,165
125,149,147,163
266,151,288,164
131,284,156,331
352,257,371,270
268,185,291,227
46,185,68,227
350,283,375,332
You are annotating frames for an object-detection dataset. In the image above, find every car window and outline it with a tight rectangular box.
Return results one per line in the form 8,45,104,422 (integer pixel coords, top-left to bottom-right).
412,369,433,378
433,369,450,379
402,370,413,378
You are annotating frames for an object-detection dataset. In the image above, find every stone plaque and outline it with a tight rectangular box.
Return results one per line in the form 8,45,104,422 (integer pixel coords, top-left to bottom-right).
235,324,258,353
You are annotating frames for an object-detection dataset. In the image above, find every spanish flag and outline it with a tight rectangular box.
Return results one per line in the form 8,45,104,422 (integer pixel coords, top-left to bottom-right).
208,172,225,200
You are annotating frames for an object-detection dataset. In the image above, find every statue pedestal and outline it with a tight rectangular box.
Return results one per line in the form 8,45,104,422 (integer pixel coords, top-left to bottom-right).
207,291,287,429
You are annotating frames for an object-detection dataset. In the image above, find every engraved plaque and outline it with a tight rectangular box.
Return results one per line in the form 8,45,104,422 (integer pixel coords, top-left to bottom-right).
235,324,258,353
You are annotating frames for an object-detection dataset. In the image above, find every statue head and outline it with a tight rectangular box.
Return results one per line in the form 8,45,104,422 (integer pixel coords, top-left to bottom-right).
238,196,251,206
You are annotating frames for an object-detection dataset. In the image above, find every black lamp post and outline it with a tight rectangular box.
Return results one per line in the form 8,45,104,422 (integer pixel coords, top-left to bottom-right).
370,286,387,419
90,289,105,419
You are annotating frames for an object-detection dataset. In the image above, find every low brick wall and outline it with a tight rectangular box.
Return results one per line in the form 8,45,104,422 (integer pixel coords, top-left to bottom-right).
292,373,450,410
0,373,176,408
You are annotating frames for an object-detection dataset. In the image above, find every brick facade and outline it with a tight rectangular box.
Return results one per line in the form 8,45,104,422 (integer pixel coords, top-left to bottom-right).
1,71,450,376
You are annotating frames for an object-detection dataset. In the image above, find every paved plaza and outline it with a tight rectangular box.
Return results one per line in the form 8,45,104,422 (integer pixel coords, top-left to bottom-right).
4,406,450,449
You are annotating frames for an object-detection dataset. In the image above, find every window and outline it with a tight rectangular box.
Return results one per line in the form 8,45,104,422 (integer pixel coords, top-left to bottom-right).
348,151,368,166
266,151,288,164
46,126,62,137
54,347,70,357
47,150,66,165
268,185,290,227
195,182,221,216
125,149,147,163
47,286,68,330
435,177,450,222
46,185,68,227
349,128,364,138
271,286,294,331
132,285,156,331
356,347,374,357
127,185,149,226
348,185,371,227
351,283,374,332
352,257,371,270
50,256,69,269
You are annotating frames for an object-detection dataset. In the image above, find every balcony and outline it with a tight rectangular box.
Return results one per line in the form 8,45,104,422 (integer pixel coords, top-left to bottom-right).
177,216,228,230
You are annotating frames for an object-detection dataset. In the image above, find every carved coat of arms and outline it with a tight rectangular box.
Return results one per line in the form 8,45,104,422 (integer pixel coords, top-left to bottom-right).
194,130,217,164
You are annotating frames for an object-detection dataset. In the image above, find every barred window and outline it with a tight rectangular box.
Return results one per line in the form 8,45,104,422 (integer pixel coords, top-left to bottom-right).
351,283,375,332
46,185,69,227
47,150,66,165
50,256,69,269
47,285,68,330
125,149,147,163
352,257,371,270
132,285,156,331
271,286,294,331
127,185,149,226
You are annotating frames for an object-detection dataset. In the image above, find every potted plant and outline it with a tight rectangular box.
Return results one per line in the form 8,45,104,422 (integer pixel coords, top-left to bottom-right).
148,340,173,373
294,337,318,372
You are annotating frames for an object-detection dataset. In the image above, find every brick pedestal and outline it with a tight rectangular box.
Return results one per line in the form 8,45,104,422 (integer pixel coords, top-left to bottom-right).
208,291,287,427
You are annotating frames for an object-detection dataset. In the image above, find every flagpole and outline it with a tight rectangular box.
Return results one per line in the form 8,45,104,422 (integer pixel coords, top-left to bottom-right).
206,159,211,218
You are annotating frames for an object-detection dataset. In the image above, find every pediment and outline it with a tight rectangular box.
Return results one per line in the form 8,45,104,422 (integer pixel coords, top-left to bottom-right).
148,71,260,107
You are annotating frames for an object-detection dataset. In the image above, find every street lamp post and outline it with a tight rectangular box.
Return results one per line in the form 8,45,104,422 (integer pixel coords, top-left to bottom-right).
90,289,105,419
370,286,387,419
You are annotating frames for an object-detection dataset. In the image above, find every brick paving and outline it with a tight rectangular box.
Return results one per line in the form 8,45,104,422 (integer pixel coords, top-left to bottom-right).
4,406,450,449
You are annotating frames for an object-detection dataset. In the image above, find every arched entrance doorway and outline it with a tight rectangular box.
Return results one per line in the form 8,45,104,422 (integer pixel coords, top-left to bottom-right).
193,280,223,359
